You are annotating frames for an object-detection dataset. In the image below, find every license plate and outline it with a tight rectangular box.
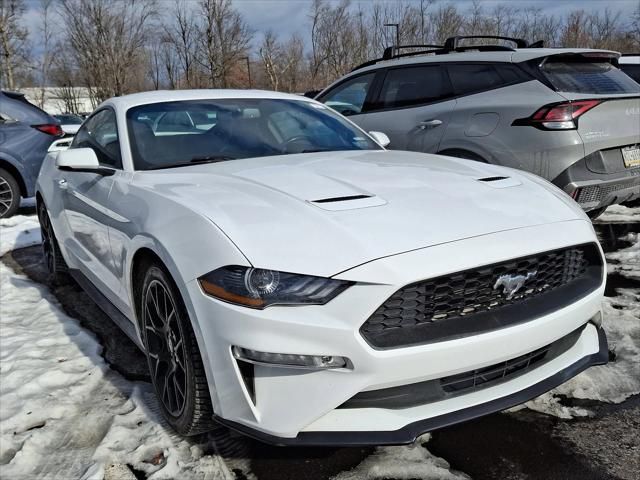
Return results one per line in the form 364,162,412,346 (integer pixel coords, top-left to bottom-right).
622,145,640,168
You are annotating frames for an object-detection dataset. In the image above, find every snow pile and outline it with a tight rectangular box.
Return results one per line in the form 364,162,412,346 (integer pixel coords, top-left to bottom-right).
606,232,639,280
332,435,469,480
0,261,243,479
597,205,639,223
524,289,640,418
0,215,41,256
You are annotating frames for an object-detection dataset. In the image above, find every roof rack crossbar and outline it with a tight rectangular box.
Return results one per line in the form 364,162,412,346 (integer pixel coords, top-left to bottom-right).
382,44,444,60
444,35,529,50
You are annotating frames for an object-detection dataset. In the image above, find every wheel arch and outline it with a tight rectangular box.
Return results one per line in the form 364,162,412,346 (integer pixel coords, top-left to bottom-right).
437,148,489,163
128,242,222,412
0,157,27,197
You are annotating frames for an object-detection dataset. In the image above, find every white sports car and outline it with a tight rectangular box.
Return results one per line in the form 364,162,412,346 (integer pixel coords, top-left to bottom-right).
36,90,608,445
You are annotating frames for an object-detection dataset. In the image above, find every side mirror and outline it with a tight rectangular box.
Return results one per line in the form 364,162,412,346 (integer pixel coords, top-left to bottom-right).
56,148,114,176
369,131,391,148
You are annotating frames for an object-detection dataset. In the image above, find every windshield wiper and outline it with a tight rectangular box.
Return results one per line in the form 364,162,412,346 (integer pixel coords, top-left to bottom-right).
190,155,236,163
301,148,332,153
149,155,236,170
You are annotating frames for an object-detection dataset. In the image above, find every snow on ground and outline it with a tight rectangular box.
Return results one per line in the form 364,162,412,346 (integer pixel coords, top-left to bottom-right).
606,232,639,280
0,215,40,257
597,204,640,224
523,288,640,418
332,435,469,480
0,261,246,479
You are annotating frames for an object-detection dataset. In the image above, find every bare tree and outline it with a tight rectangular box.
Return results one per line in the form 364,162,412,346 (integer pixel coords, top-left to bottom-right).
36,0,54,107
198,0,252,88
59,0,156,101
0,0,30,89
165,0,199,88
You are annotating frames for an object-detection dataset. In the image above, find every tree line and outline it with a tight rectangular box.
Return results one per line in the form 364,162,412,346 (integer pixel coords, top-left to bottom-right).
1,0,639,112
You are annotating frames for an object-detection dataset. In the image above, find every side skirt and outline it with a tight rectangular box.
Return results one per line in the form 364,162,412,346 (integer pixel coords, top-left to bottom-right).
69,268,144,351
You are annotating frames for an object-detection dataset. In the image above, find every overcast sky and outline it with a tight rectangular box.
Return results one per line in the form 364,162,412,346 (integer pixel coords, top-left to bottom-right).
22,0,639,48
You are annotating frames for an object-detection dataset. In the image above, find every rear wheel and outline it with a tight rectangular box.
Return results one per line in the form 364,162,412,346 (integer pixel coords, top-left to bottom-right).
140,264,215,435
38,202,70,285
0,168,20,218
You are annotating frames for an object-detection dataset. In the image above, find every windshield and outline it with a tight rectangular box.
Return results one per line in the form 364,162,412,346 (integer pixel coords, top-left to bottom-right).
540,57,640,94
126,98,381,170
55,114,84,124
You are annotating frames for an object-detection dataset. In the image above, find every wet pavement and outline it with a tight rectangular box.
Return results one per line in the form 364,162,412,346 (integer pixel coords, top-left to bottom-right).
2,206,639,480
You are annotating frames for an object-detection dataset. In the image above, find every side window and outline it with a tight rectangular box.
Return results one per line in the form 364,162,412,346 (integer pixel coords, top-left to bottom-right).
376,66,450,110
72,109,122,168
319,72,375,116
447,64,506,96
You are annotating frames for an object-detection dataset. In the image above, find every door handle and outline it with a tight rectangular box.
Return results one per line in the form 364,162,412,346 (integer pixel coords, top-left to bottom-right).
58,179,68,189
417,119,443,129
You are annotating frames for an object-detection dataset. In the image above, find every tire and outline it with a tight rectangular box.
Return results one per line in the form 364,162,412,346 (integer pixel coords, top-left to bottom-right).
37,202,71,285
0,168,20,218
140,264,215,436
587,207,607,220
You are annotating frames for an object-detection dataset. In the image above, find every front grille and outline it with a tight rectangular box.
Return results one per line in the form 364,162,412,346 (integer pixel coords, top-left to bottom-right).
361,244,602,349
339,326,585,410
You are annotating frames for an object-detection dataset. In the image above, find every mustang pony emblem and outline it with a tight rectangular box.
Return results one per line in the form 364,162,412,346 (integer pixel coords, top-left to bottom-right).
493,271,538,300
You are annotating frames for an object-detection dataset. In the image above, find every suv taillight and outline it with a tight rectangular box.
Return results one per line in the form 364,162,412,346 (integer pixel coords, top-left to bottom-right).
514,100,602,130
32,124,64,137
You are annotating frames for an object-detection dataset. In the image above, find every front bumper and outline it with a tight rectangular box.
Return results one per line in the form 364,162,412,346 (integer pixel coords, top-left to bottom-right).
217,323,607,446
185,220,606,445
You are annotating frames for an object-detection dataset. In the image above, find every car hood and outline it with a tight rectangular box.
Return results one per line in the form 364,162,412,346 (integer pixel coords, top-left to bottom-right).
139,150,586,277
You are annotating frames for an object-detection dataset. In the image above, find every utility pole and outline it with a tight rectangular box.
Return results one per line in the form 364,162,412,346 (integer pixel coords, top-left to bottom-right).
384,23,400,56
243,56,252,88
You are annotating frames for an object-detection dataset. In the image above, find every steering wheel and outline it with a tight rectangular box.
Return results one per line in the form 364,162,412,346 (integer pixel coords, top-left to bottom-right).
283,135,315,153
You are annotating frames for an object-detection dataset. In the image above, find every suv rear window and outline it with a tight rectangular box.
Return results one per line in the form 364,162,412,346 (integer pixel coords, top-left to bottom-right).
540,58,640,94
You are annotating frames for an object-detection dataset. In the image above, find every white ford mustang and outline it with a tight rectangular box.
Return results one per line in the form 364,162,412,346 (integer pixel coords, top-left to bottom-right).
36,90,608,445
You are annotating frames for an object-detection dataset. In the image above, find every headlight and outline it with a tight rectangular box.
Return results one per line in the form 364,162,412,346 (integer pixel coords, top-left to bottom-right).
198,266,352,309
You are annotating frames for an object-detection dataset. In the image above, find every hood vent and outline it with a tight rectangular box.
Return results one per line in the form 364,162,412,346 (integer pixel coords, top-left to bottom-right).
312,194,373,204
478,176,509,182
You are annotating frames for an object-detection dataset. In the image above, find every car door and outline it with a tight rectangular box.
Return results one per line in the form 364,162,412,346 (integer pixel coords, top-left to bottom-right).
346,65,457,153
58,108,124,303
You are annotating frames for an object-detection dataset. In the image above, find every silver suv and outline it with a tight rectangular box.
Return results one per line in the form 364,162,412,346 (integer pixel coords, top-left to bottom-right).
316,36,640,217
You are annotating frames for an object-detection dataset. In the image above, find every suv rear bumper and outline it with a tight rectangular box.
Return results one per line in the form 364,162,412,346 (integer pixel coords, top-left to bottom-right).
553,157,640,211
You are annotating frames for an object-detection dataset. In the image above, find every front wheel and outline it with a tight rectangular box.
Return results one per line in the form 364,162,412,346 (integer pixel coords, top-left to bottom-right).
38,202,70,285
0,168,20,218
140,264,215,435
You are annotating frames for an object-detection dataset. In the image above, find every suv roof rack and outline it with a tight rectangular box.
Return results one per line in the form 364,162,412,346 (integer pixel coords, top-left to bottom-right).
350,35,543,72
444,35,529,50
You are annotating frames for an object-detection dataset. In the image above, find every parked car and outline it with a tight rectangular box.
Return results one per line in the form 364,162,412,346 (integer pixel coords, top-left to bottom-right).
619,54,640,83
316,36,640,219
37,89,607,445
53,113,84,135
0,91,63,218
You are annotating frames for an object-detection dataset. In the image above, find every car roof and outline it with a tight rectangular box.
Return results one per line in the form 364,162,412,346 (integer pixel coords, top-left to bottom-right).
348,48,619,75
102,89,313,111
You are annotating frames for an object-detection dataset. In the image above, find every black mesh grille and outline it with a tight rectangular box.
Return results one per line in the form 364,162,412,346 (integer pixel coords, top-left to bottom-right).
577,181,639,204
440,345,549,393
361,244,602,349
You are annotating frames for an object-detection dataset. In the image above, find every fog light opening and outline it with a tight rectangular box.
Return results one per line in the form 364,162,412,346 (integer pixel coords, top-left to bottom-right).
232,346,352,370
